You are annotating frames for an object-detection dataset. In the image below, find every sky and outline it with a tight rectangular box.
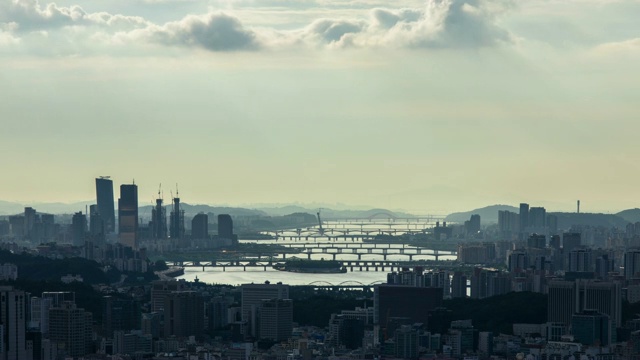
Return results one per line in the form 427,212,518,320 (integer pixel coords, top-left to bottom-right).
1,0,639,214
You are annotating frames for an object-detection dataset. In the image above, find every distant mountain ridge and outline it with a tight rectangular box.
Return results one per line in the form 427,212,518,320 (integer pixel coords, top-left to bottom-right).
445,205,519,224
445,204,639,229
0,200,411,220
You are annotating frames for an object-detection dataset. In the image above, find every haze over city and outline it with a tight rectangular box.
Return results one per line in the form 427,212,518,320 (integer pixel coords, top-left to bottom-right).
2,0,640,213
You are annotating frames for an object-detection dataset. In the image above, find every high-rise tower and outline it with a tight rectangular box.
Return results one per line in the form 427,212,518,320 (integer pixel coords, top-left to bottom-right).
118,184,138,249
519,203,529,240
170,190,184,240
151,198,167,239
95,177,116,233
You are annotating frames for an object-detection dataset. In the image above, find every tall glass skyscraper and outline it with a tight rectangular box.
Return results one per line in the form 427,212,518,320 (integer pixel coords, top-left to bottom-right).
118,184,138,249
95,177,115,233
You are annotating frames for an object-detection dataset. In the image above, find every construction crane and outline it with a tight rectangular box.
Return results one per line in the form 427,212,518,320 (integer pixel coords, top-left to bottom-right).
317,209,325,236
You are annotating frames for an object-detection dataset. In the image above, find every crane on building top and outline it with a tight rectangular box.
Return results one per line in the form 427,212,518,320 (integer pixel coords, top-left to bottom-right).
317,209,325,235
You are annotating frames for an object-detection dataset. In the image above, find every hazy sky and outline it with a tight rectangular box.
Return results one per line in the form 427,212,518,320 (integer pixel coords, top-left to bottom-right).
1,0,639,213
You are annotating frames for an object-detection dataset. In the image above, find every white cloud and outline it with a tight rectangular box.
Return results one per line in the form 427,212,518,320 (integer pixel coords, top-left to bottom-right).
124,12,260,51
0,0,149,32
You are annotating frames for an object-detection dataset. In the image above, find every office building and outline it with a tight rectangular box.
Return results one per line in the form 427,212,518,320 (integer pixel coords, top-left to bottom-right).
102,296,140,337
569,248,593,273
258,299,293,341
508,250,529,274
547,214,559,234
464,214,481,236
42,292,75,306
548,280,621,329
71,211,87,247
470,268,511,299
191,213,208,240
548,280,577,326
0,286,31,360
218,214,235,242
595,254,614,280
625,249,640,280
118,184,138,249
164,291,204,338
328,315,365,349
374,285,442,330
241,283,289,321
498,210,519,239
207,296,229,330
451,272,467,298
89,205,105,242
519,203,529,239
48,302,92,358
571,310,610,346
563,233,581,252
394,325,419,359
527,234,546,249
95,177,116,233
457,243,495,264
529,207,547,228
150,280,189,312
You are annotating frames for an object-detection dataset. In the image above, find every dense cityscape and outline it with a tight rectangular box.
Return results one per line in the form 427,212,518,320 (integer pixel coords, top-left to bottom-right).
1,177,640,360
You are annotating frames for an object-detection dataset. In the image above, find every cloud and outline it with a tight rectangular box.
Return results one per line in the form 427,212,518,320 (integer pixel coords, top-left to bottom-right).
371,8,422,29
0,0,149,32
266,0,513,49
591,38,640,58
364,0,513,48
305,19,365,43
0,30,20,46
0,0,514,54
127,12,260,51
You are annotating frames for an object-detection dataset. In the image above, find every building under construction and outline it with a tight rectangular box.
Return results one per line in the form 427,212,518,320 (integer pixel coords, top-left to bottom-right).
150,198,167,239
170,190,185,240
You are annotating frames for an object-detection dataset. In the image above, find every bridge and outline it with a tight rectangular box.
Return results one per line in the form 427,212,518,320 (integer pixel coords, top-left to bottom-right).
265,216,451,240
171,258,456,272
272,242,456,261
300,280,386,291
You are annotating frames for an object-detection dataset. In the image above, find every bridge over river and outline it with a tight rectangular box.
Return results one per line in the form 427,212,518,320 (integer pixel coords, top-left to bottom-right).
263,216,451,240
273,242,456,261
172,257,455,272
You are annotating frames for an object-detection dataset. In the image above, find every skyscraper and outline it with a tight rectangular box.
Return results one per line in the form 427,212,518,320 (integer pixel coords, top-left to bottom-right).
259,299,293,341
0,286,31,360
95,177,115,233
563,233,582,252
624,249,640,280
547,280,621,329
71,211,87,247
118,184,138,249
241,282,289,338
163,291,204,338
218,214,235,241
519,203,529,240
48,301,93,358
191,213,208,240
170,195,184,240
529,207,547,228
151,198,167,239
89,205,105,242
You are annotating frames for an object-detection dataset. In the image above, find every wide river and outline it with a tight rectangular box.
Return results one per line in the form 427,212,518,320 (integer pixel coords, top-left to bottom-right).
178,219,455,286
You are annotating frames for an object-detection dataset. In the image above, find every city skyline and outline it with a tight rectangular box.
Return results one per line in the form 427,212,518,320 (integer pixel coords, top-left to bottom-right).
2,0,640,213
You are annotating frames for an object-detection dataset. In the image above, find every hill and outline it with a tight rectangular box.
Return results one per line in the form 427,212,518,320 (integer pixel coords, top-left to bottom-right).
256,206,415,219
616,208,640,223
445,205,519,224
